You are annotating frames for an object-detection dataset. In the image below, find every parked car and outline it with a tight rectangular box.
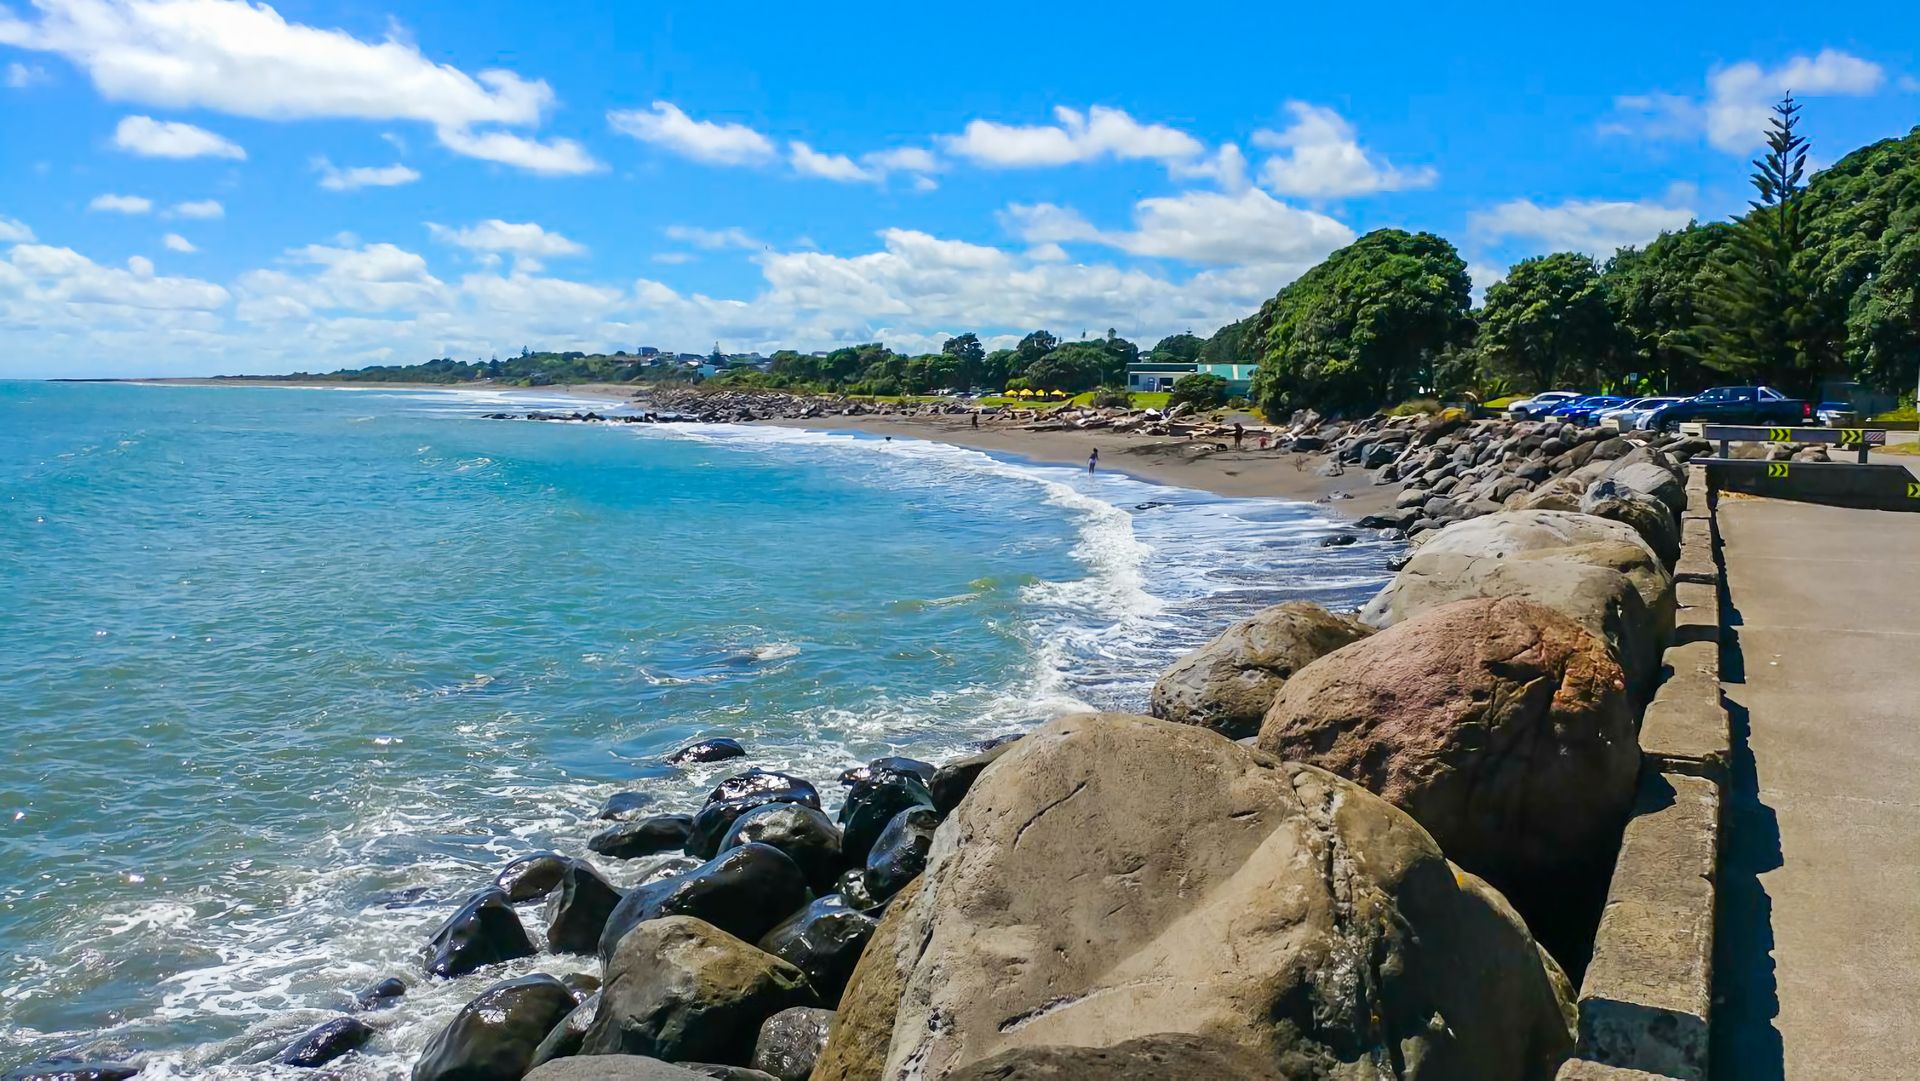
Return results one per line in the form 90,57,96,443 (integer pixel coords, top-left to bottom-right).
1815,401,1858,427
1548,395,1629,426
1590,397,1658,428
1643,386,1812,432
1506,390,1584,419
1602,397,1687,430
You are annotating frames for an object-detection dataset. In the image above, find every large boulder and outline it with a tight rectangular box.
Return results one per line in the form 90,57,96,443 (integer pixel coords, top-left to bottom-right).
422,888,535,979
591,815,695,860
756,896,878,1006
687,771,822,859
1404,509,1654,562
815,713,1575,1080
1580,479,1679,566
928,742,1017,814
1359,533,1673,697
546,860,625,954
751,1007,835,1081
497,851,572,901
525,1057,716,1080
861,806,938,902
413,974,577,1081
944,1033,1288,1080
1260,597,1637,899
1600,455,1686,517
719,803,843,893
1147,601,1375,738
837,773,935,867
273,1016,373,1067
582,916,819,1064
598,843,811,960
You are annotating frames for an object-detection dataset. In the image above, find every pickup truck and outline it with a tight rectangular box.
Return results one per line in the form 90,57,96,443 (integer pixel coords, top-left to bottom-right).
1644,386,1812,432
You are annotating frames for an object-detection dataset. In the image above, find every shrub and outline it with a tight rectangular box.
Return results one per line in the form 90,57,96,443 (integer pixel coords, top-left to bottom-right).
1168,373,1229,410
1385,397,1443,417
1089,385,1133,408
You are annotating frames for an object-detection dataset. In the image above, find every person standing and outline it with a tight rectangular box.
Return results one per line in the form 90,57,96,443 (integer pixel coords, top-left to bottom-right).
1233,421,1244,449
1088,447,1099,474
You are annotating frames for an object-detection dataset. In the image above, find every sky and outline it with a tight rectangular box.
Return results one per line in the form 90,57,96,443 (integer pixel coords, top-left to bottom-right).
2,1,1917,378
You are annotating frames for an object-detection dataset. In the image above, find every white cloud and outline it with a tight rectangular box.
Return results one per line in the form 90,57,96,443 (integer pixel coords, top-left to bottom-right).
940,105,1204,168
427,219,586,266
89,193,153,214
664,225,760,250
7,242,228,310
0,0,594,173
1253,103,1435,198
651,252,695,265
5,60,49,88
315,158,421,191
0,216,33,242
168,198,224,219
238,241,449,312
162,232,196,252
127,254,154,276
1469,195,1696,256
607,102,777,166
112,115,246,159
1169,143,1250,192
432,127,600,176
1606,49,1886,152
1003,187,1354,266
788,141,874,182
863,147,940,174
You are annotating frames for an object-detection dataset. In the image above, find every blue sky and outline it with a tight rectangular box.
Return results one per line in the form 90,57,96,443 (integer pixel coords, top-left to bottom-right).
2,0,1917,378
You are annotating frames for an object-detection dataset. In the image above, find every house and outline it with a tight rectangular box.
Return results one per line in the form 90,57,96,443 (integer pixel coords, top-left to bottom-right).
1125,358,1258,396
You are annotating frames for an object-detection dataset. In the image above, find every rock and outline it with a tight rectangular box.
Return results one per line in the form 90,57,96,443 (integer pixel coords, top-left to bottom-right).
1146,601,1375,739
412,973,576,1081
524,1055,715,1080
1581,479,1681,565
928,742,1017,814
582,916,818,1064
686,770,823,859
598,792,656,821
274,1015,373,1067
1317,533,1357,547
835,756,934,787
862,806,938,902
1589,435,1633,461
0,1063,141,1081
718,803,843,893
349,976,407,1011
1260,596,1637,902
755,895,878,1005
668,738,747,765
546,860,625,954
1604,460,1687,518
591,815,696,860
598,843,812,960
1512,480,1584,512
498,851,573,901
837,772,934,866
1394,487,1429,509
944,1033,1286,1080
1412,508,1656,562
833,869,880,911
815,713,1574,1080
968,733,1022,752
422,888,535,979
679,1067,780,1081
529,990,599,1068
563,972,601,1000
750,1007,835,1081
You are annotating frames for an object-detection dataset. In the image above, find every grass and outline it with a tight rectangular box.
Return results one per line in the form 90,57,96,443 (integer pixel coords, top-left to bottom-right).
1482,394,1527,409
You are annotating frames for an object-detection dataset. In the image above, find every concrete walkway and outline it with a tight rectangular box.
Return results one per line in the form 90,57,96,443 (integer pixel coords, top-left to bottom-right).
1714,496,1920,1078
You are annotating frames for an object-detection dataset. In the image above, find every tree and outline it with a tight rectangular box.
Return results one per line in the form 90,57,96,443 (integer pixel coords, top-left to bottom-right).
1148,333,1206,362
1168,373,1228,410
1479,252,1622,392
1014,330,1059,367
1796,123,1920,396
1199,318,1252,364
939,333,986,388
1245,229,1474,418
1707,93,1834,392
1603,224,1736,394
1024,342,1107,393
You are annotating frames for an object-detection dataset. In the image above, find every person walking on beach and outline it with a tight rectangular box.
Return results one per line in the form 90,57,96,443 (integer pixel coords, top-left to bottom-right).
1088,447,1099,474
971,412,979,429
1233,422,1244,449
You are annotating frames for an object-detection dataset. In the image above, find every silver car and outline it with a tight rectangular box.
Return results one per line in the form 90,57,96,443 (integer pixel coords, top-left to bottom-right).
1604,396,1686,430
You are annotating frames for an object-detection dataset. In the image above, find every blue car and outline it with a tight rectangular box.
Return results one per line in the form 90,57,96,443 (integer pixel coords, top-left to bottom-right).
1546,395,1628,426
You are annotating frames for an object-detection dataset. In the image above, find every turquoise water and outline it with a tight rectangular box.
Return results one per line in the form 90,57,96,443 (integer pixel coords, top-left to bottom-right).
0,381,1395,1076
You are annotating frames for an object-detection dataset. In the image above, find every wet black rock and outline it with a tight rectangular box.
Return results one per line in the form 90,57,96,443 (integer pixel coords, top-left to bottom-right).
2,1061,141,1081
718,803,842,892
685,770,822,859
412,973,577,1081
348,976,407,1011
832,869,880,911
561,972,601,1001
497,851,572,901
1319,534,1358,547
667,738,747,765
274,1015,373,1067
929,741,1018,814
750,1007,834,1081
678,1067,780,1081
597,843,811,960
528,990,599,1069
835,756,935,787
636,856,702,885
755,895,878,1004
838,772,934,865
422,888,535,979
545,860,625,954
590,815,694,859
597,791,656,821
863,806,939,902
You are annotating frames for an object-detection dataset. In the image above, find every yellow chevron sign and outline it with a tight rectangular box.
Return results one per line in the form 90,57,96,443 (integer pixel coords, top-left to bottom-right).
1766,426,1792,441
1838,428,1865,445
1908,482,1920,500
1766,462,1790,479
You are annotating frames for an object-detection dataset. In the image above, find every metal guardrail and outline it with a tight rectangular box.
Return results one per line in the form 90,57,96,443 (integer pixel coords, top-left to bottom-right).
1702,456,1920,512
1699,424,1887,464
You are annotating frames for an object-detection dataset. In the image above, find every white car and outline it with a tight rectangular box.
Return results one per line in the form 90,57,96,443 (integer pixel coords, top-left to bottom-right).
1506,390,1584,419
1597,397,1683,430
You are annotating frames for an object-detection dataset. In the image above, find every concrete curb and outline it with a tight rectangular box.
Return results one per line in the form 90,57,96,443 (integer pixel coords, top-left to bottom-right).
1559,465,1726,1080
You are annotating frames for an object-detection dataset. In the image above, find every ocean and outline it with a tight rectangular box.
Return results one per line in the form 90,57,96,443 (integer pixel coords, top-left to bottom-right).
0,380,1395,1076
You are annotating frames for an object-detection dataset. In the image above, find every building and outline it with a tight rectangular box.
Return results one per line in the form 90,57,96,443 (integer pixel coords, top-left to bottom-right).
1125,359,1258,396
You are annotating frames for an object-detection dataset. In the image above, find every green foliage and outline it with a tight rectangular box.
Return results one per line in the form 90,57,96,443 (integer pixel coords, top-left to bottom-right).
1088,385,1133,408
1799,124,1920,398
1479,251,1621,391
1245,229,1474,418
1023,342,1108,393
1198,318,1250,364
1603,224,1733,393
1168,372,1229,410
1148,332,1206,362
1384,397,1443,416
1014,330,1060,366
